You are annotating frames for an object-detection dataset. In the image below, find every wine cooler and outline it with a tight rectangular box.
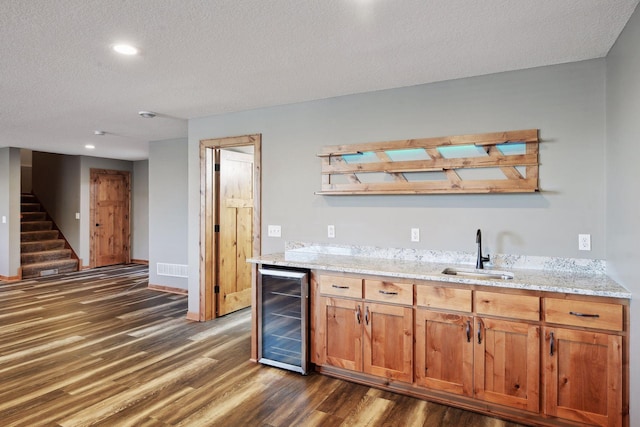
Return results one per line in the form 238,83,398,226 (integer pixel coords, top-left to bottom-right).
257,267,310,374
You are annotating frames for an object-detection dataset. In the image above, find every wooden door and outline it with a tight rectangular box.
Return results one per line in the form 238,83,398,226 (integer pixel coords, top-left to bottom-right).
415,309,473,396
543,327,622,427
474,317,540,412
318,296,363,371
90,169,130,267
217,150,254,316
363,302,413,383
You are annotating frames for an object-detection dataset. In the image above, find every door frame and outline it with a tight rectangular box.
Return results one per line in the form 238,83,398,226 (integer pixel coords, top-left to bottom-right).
199,134,261,323
89,168,131,268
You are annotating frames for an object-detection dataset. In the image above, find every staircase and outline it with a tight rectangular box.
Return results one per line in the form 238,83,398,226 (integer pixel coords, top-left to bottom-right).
20,194,78,279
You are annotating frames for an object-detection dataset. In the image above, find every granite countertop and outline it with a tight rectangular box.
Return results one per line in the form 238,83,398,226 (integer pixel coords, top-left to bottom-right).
248,248,631,299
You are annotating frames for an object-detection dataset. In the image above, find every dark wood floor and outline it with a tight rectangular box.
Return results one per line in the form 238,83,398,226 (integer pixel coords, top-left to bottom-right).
0,265,526,426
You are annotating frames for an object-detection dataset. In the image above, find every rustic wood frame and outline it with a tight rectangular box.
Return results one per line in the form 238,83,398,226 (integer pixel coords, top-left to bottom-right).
317,129,539,195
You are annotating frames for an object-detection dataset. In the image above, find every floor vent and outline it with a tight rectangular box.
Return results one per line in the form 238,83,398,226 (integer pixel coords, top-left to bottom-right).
157,263,188,278
40,269,59,276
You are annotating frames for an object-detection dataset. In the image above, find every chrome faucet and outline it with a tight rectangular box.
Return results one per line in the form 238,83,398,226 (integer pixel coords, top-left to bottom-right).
476,229,490,269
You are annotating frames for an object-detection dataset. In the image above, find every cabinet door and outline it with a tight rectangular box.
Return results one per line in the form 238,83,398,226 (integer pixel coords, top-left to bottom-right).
415,309,473,396
363,302,413,383
317,296,363,371
474,317,540,412
543,327,622,427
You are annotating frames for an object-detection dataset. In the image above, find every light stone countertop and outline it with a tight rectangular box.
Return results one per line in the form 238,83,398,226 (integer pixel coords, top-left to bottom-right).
248,249,631,299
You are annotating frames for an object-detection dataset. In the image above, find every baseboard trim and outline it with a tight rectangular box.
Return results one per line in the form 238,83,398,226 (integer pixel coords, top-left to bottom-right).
186,311,200,322
148,283,188,295
0,274,21,282
131,259,149,265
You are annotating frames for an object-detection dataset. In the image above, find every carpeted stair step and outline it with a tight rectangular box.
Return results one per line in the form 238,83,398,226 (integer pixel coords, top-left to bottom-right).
21,203,41,212
21,249,72,264
21,259,79,279
21,239,66,253
21,211,47,222
21,220,53,232
21,230,59,242
21,193,37,203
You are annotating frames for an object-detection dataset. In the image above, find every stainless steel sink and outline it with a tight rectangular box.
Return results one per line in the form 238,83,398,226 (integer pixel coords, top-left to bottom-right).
442,267,514,280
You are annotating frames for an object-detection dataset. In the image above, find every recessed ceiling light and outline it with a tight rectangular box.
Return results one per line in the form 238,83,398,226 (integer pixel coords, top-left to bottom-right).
138,110,156,118
94,130,106,136
112,44,139,55
85,144,95,149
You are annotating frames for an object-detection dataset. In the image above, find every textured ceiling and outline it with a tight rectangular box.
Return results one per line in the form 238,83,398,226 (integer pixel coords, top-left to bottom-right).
1,0,638,160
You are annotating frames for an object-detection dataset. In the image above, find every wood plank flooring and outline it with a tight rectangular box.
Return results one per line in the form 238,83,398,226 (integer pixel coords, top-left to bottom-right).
0,265,526,426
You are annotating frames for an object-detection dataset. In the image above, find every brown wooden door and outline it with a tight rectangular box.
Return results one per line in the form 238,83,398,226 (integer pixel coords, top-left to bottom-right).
91,169,130,267
363,302,413,383
415,309,473,396
474,317,540,413
543,327,622,427
318,296,363,371
217,150,254,316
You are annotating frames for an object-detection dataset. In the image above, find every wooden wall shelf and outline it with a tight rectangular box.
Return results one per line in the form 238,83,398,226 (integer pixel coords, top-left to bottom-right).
316,129,539,195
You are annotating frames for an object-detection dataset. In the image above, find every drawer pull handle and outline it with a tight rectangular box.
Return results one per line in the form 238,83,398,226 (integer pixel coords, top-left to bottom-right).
466,321,471,343
378,290,399,295
332,284,349,289
356,305,361,324
569,311,600,318
550,331,555,356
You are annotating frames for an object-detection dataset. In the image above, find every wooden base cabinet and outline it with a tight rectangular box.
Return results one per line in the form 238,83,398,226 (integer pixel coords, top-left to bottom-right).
311,273,628,427
318,296,363,371
474,317,540,413
316,275,413,384
543,327,623,427
415,309,474,397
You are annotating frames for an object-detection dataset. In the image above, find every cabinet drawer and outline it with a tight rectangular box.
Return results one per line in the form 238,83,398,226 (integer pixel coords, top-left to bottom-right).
475,291,540,321
365,280,413,305
544,298,623,331
416,285,472,312
318,275,362,298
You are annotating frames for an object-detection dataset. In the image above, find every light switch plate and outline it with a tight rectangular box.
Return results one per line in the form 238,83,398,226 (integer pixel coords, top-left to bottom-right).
267,225,281,237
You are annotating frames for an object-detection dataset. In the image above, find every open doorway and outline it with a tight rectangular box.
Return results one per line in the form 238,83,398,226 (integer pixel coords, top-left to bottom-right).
199,134,261,321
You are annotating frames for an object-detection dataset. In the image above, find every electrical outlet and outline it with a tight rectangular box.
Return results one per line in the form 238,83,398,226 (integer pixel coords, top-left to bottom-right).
578,234,591,251
1,216,6,224
411,228,420,242
267,225,281,237
327,225,335,238
75,212,80,220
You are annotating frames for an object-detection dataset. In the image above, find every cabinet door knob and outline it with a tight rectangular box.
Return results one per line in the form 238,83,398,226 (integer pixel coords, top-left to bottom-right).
550,331,555,356
466,320,471,343
356,305,361,324
365,306,370,325
477,321,482,344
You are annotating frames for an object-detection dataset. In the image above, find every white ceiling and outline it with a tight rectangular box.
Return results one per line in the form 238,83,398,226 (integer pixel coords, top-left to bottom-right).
1,0,638,161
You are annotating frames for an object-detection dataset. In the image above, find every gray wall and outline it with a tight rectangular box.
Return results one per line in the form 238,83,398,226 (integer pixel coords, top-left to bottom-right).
605,3,640,419
187,59,607,312
132,160,149,261
149,138,188,290
0,147,21,278
32,152,81,254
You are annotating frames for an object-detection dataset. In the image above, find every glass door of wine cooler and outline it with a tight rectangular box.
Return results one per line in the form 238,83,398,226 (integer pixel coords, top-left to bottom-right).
258,267,309,374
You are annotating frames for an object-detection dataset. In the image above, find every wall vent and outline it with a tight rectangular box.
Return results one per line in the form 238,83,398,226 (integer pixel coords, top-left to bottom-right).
156,263,189,278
